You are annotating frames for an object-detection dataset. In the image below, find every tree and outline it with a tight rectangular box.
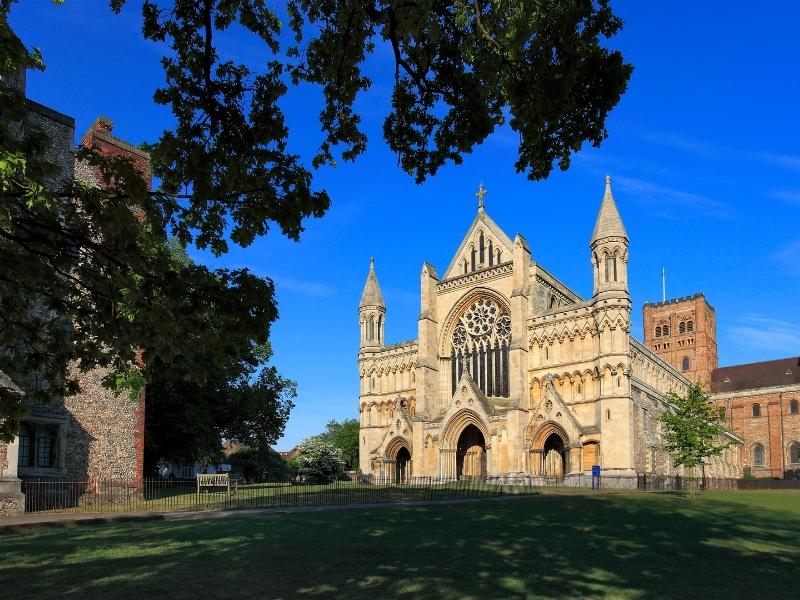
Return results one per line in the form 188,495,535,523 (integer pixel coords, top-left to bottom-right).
290,437,345,483
658,383,730,473
1,1,632,433
228,446,291,482
318,418,360,471
143,243,296,473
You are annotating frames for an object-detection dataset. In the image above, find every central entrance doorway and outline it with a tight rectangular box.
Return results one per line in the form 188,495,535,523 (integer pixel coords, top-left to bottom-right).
542,432,566,477
456,424,486,479
395,447,411,483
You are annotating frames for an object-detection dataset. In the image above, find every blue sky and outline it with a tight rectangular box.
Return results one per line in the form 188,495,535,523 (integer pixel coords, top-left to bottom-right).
11,1,800,450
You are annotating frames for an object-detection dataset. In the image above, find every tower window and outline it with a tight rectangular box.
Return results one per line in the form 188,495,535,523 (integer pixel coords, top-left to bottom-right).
753,444,765,467
752,403,761,418
604,254,613,282
681,356,689,372
687,320,694,332
679,322,686,334
662,325,669,337
613,254,618,281
791,399,799,415
655,326,661,338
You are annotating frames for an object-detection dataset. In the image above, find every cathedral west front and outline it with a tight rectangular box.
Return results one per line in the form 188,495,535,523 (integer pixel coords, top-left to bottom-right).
357,178,743,485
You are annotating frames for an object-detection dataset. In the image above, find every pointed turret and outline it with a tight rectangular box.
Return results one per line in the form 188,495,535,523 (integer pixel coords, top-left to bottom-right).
590,176,629,296
359,258,386,349
359,257,385,308
591,175,628,245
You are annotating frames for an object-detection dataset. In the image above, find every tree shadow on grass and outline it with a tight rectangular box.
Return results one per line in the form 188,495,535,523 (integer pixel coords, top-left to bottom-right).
2,492,799,599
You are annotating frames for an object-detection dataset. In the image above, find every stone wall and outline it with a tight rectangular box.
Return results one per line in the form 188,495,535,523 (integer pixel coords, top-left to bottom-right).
0,491,24,516
715,386,800,478
23,99,75,189
62,363,144,482
0,442,7,476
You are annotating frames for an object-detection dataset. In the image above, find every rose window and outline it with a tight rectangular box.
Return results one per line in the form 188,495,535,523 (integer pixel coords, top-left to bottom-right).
450,298,510,399
463,298,498,336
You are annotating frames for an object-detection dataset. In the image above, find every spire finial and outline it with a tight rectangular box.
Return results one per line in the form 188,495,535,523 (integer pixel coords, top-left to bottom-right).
475,182,487,212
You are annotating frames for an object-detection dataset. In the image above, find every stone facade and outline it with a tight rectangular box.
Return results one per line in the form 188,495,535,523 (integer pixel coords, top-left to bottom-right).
357,180,742,484
0,76,148,512
645,295,799,479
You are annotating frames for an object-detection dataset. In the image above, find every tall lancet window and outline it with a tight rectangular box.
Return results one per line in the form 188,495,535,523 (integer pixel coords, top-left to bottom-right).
605,254,614,282
368,316,375,341
450,298,511,398
488,241,494,267
479,231,485,265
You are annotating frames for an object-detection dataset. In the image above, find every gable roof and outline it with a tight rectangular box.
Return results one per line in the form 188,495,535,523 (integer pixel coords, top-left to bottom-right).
711,357,800,393
443,208,515,280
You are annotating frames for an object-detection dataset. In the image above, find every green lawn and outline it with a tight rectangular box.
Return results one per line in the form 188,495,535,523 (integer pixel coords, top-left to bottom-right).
3,491,799,599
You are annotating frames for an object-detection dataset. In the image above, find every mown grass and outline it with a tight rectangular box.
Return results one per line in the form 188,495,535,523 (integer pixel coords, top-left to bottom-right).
3,491,799,599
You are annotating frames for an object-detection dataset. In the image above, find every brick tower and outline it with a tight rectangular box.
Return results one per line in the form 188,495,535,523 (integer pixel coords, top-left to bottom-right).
642,293,718,388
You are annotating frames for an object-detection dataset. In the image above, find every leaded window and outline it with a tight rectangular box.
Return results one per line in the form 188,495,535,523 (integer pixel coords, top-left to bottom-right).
753,444,765,467
450,298,511,398
18,424,33,468
37,431,55,468
791,443,800,464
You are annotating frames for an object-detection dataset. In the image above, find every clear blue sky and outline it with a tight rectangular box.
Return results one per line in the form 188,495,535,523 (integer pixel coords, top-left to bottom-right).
11,1,800,450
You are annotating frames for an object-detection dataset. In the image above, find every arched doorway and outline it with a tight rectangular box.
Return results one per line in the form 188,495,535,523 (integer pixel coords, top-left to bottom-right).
395,447,411,483
457,424,486,479
543,432,566,478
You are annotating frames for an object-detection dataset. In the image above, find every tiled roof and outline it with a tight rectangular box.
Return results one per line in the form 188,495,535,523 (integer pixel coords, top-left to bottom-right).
711,357,800,392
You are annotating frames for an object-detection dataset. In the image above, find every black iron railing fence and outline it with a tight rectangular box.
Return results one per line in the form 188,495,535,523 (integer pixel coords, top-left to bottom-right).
17,474,800,514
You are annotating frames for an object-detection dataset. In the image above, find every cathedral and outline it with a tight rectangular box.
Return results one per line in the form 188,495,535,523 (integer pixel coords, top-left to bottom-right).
357,178,743,485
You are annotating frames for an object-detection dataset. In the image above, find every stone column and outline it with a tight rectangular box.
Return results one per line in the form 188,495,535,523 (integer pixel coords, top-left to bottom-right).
0,437,24,515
